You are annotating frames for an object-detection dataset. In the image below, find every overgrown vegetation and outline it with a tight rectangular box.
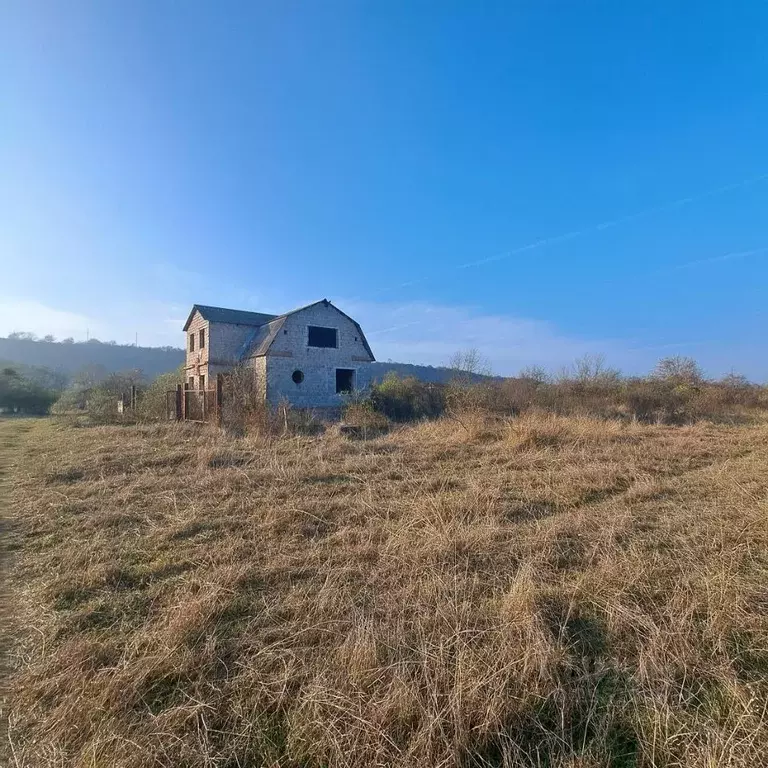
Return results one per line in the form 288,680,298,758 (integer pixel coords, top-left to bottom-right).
10,350,763,765
0,366,57,414
367,354,768,427
369,371,446,421
51,367,148,424
36,347,768,441
47,352,768,433
6,411,768,766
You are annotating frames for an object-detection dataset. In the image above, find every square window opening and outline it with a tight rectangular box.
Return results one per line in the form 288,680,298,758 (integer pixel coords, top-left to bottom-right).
335,368,354,394
199,329,205,349
199,374,205,391
308,326,338,348
188,333,195,352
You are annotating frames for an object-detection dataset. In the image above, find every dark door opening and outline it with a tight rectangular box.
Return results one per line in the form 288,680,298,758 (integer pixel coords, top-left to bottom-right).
335,368,354,394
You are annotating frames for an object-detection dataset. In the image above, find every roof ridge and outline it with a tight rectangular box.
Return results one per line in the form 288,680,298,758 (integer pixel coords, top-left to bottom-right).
183,304,278,330
271,298,330,320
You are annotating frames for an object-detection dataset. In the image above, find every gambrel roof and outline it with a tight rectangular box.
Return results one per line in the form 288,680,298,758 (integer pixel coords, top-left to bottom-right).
184,299,375,361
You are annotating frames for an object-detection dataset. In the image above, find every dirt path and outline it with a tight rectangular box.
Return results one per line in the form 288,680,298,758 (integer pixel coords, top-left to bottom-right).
0,418,36,765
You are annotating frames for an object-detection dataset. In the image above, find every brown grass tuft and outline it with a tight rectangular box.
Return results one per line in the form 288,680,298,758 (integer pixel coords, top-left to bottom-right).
5,413,768,766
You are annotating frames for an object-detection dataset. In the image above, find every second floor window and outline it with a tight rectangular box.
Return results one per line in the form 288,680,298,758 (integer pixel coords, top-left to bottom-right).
308,326,338,348
189,333,195,352
199,329,205,349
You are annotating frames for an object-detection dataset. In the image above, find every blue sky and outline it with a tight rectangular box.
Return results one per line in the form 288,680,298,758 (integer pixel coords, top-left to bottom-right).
2,1,767,377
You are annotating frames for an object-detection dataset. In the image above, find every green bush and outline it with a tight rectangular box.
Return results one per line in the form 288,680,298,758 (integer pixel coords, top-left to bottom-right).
0,367,57,414
51,368,146,424
135,370,182,422
370,373,445,421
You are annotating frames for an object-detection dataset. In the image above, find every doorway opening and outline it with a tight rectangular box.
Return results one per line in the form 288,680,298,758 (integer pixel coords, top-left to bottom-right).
335,368,354,394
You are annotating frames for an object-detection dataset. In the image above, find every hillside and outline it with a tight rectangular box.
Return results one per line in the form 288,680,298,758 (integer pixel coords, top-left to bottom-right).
0,336,473,386
0,337,184,380
6,414,768,766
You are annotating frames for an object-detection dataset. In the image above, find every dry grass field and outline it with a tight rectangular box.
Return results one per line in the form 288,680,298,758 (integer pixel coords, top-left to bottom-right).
5,413,768,767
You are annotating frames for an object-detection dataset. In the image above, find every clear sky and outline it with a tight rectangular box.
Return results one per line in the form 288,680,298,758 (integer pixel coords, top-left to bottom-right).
2,1,767,377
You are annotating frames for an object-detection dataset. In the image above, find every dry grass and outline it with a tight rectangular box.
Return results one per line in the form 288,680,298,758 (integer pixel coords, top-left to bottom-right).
0,418,38,768
6,412,768,767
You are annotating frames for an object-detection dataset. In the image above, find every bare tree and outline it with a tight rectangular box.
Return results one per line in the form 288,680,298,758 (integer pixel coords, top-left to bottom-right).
518,365,550,385
447,348,492,384
652,356,704,386
572,354,621,385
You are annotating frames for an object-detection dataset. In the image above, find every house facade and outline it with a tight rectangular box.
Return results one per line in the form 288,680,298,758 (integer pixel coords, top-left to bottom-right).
183,300,375,407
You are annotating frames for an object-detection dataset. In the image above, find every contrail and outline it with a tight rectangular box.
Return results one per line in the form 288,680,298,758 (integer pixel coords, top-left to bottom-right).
365,172,768,298
650,246,768,275
366,320,420,336
626,339,712,353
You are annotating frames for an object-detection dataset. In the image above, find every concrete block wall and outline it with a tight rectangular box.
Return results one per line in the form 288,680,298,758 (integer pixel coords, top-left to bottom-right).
261,303,374,407
208,322,255,367
184,311,207,388
250,356,268,401
185,310,261,389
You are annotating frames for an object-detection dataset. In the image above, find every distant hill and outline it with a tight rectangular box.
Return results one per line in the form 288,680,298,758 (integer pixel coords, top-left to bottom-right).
365,362,483,385
0,337,184,381
0,336,471,386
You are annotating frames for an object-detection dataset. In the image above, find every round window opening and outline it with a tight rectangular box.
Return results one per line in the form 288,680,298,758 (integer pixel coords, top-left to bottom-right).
292,369,304,384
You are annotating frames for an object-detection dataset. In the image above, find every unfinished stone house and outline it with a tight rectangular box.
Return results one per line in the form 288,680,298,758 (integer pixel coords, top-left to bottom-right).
183,300,375,408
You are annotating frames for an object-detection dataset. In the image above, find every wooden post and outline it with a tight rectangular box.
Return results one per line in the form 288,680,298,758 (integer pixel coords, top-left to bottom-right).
175,384,183,421
201,383,207,422
216,374,224,427
183,382,190,421
130,384,137,411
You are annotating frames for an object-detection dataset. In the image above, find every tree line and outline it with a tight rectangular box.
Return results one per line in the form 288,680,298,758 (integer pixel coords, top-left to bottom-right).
4,330,180,352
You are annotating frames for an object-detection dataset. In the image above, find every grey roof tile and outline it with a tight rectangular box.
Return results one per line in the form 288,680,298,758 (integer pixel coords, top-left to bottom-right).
183,305,277,330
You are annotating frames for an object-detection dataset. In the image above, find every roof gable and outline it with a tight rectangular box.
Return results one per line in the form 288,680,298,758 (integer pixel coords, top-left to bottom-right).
241,299,375,361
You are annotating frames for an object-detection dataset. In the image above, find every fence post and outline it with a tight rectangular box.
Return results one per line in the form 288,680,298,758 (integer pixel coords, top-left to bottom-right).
130,385,137,411
183,382,191,421
216,374,224,427
175,384,183,421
